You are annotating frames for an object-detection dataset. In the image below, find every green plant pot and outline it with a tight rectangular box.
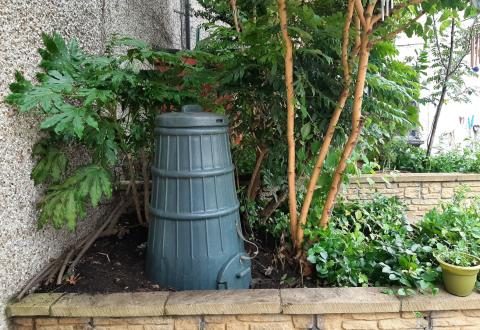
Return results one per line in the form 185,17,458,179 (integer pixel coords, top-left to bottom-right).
436,253,480,297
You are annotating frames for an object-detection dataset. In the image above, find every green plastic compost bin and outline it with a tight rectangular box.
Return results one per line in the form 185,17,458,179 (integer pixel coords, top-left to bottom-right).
146,105,251,290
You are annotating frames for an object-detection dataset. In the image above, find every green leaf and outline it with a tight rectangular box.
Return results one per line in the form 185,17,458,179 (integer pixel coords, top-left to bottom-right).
37,165,112,230
65,191,77,231
301,123,312,139
89,177,102,207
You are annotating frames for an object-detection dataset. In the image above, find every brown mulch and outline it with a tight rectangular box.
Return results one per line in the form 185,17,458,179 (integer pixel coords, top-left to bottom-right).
36,214,315,294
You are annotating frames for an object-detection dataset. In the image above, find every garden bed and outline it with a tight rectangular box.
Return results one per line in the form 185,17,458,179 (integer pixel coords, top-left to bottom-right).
35,214,312,295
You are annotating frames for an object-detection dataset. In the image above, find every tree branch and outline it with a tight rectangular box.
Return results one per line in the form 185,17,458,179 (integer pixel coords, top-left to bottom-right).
432,16,449,71
295,0,356,252
372,0,427,26
319,23,372,228
230,0,242,33
371,11,426,45
354,0,368,29
246,145,267,200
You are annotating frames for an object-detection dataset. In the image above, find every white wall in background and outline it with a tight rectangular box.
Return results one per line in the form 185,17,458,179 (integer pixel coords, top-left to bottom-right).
397,33,480,153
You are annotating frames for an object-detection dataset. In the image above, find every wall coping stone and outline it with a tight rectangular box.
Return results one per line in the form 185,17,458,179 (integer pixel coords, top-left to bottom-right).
50,292,169,317
349,172,480,184
165,289,281,315
401,289,480,311
7,288,480,318
280,287,400,314
6,293,63,317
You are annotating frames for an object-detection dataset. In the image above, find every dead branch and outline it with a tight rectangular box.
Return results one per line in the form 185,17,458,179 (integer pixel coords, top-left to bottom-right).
66,198,132,276
140,148,150,223
127,154,145,226
246,146,268,200
16,256,64,300
56,235,90,285
260,190,289,219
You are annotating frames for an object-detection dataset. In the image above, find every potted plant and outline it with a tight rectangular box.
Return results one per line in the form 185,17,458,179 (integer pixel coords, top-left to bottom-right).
435,248,480,297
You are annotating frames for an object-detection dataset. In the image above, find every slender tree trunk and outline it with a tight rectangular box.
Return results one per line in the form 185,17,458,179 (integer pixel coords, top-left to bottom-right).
319,30,371,228
230,0,242,33
278,0,298,245
426,19,456,156
426,85,448,156
295,0,355,252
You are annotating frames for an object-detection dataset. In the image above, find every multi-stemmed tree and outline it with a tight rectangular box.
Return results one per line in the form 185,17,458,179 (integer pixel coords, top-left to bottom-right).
277,0,477,255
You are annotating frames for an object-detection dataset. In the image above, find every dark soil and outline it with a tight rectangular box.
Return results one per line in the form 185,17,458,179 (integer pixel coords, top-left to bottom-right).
37,214,315,294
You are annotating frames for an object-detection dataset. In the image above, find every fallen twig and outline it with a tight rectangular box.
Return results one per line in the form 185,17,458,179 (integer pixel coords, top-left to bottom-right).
127,154,145,226
56,235,90,285
17,197,131,298
16,255,63,300
66,198,132,276
140,147,150,223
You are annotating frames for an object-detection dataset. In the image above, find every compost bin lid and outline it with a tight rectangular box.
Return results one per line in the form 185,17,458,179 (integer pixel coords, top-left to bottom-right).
156,105,228,128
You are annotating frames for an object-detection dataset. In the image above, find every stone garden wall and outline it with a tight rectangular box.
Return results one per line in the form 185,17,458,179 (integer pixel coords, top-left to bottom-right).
343,173,480,222
7,288,480,330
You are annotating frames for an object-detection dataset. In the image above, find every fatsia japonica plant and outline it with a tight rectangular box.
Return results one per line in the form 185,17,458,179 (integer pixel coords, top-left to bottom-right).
6,33,224,230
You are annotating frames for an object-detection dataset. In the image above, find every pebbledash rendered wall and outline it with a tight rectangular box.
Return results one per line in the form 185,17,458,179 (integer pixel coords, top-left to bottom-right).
0,1,183,329
343,173,480,222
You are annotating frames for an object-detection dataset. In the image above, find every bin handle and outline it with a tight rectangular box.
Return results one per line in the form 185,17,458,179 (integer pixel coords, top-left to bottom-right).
236,220,258,261
181,104,203,113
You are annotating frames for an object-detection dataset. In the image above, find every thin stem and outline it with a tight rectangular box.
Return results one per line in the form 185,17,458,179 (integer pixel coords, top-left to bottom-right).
295,0,356,252
278,0,298,246
320,27,371,228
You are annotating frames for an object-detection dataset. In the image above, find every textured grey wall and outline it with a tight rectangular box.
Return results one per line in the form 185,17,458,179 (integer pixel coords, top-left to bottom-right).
0,1,181,329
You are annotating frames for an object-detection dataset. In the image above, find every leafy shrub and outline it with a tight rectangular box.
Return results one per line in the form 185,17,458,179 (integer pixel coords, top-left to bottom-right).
6,33,221,230
418,188,480,257
306,190,480,294
306,196,438,295
380,139,480,174
429,150,475,173
437,249,479,267
379,139,429,172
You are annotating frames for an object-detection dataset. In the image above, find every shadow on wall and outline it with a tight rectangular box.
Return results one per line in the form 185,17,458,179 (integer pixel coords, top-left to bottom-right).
103,0,183,49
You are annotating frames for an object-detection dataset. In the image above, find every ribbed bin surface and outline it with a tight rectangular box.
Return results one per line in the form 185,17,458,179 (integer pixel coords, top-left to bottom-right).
146,105,251,290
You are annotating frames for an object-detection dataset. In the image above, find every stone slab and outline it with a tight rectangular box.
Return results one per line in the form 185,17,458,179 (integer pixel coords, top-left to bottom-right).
50,292,170,317
281,288,401,314
401,289,480,312
165,289,281,315
6,293,64,317
350,173,480,184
